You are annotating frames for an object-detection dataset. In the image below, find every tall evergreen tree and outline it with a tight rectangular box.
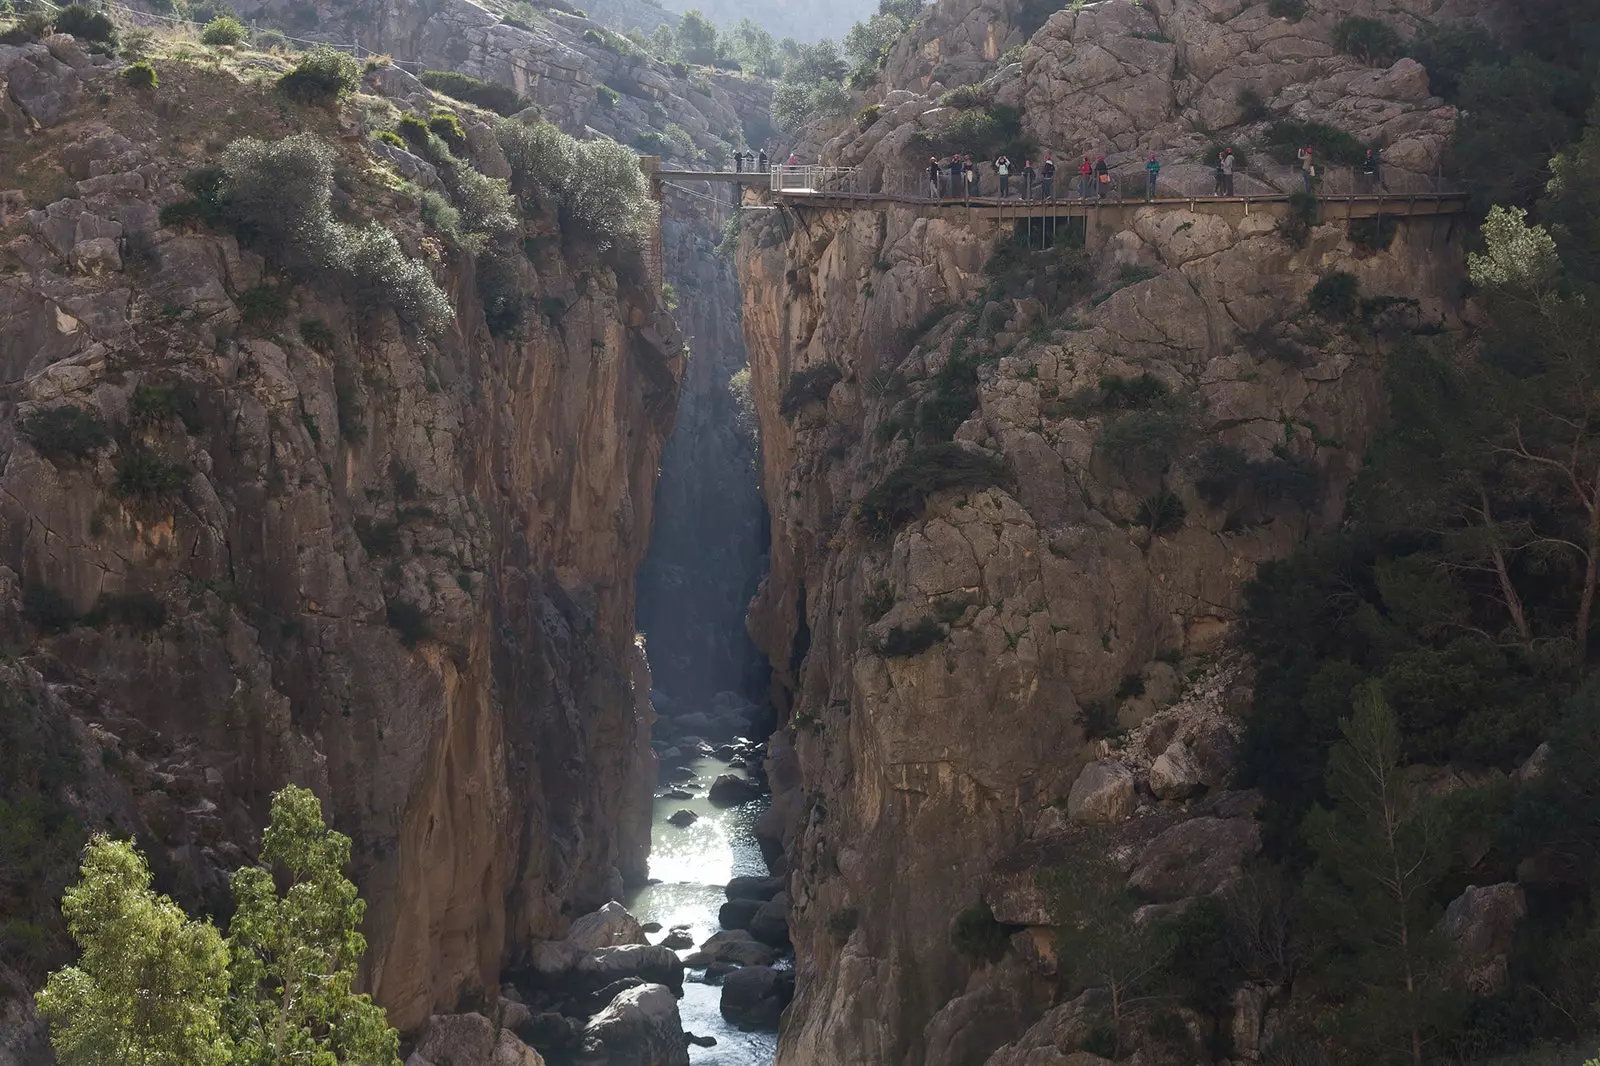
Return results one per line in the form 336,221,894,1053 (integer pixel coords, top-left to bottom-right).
1301,683,1454,1064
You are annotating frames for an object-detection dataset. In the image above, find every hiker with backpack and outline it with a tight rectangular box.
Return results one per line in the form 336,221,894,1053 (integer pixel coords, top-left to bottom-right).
1145,153,1160,200
1361,147,1382,193
1079,155,1093,198
1041,155,1056,199
996,154,1012,197
1094,155,1110,199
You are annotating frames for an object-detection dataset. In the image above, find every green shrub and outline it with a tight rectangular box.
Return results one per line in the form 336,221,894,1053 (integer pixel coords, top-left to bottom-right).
950,901,1012,964
1307,271,1361,319
395,114,433,152
1262,120,1367,166
441,162,517,241
1075,699,1117,739
0,11,54,43
113,451,190,500
130,383,202,433
385,599,431,647
373,130,406,149
237,283,289,329
497,118,658,250
1404,22,1501,102
84,591,167,631
856,103,880,130
938,83,988,109
343,223,455,328
23,585,79,633
419,189,464,244
53,5,116,47
1097,372,1169,411
861,580,896,623
428,111,468,154
827,907,859,941
1193,443,1318,509
199,15,246,45
1266,0,1306,18
1236,87,1268,123
477,250,525,338
916,104,1033,166
1136,490,1186,535
21,406,111,462
1333,16,1402,64
1097,409,1190,484
298,317,336,351
252,27,288,51
1347,214,1397,252
355,517,401,556
779,364,842,417
419,70,526,116
858,443,1010,536
595,84,619,107
1280,190,1318,248
120,61,158,90
878,617,944,657
277,45,360,105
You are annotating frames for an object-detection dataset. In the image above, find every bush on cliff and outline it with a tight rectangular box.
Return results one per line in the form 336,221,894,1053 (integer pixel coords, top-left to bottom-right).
36,786,401,1066
858,443,1009,536
168,134,453,332
51,4,116,49
779,364,843,417
497,118,658,250
420,69,527,117
277,45,360,105
21,406,112,463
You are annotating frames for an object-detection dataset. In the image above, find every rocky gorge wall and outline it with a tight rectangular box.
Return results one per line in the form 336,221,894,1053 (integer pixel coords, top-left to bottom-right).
0,38,682,1045
737,0,1484,1062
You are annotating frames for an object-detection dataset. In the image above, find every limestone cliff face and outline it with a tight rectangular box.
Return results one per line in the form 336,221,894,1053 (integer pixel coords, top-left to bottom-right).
739,2,1474,1062
0,42,679,1039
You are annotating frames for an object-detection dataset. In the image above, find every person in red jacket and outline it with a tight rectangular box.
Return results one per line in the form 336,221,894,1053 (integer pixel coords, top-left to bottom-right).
1079,155,1092,198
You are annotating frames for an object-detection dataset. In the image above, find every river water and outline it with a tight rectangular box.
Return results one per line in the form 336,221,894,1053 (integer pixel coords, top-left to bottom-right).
626,754,780,1066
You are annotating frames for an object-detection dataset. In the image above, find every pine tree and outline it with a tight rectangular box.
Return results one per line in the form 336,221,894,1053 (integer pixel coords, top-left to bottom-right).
35,837,233,1066
226,785,400,1066
1301,682,1453,1064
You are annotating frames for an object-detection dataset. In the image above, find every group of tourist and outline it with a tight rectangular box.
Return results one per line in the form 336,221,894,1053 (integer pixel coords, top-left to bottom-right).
913,144,1385,201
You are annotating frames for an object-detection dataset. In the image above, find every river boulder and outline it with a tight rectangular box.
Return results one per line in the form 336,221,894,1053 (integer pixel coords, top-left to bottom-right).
577,944,685,994
748,891,791,948
667,809,698,828
577,984,690,1066
565,902,648,952
708,773,762,806
718,897,763,931
411,1014,547,1066
685,928,778,969
725,874,785,901
719,965,795,1030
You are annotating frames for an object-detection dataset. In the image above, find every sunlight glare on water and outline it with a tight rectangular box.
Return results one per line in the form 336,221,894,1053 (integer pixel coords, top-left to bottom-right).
626,755,778,1066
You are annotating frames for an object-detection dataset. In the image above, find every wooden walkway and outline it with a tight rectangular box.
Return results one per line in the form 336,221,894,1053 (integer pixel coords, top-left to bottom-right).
764,189,1469,221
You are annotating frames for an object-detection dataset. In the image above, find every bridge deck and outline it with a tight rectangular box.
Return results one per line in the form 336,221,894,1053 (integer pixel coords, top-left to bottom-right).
767,191,1468,220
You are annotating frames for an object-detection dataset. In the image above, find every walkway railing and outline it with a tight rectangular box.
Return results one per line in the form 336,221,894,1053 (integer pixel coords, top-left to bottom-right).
769,162,1462,204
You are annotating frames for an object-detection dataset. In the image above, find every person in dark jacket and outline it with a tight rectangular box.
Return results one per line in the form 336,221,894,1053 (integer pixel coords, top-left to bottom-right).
1022,159,1036,200
1144,153,1160,200
927,156,942,198
758,149,767,171
1094,155,1110,199
1361,147,1383,192
948,154,963,199
996,154,1012,197
1041,155,1056,199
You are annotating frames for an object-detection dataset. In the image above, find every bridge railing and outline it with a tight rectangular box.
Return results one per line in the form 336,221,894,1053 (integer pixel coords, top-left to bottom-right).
770,162,1463,203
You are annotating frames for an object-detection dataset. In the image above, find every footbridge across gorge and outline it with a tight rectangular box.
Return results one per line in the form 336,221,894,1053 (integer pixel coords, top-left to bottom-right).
641,158,1470,263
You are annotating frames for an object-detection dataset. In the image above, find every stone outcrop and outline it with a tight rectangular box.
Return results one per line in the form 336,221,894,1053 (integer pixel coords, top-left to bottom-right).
410,1013,547,1066
737,0,1476,1060
0,49,680,1037
577,983,691,1066
1440,883,1527,996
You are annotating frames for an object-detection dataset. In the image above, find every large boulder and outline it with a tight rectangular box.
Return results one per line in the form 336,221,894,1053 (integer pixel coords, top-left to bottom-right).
415,1013,496,1066
1127,817,1260,902
684,928,778,969
565,901,648,952
1441,883,1527,995
718,897,763,931
1148,740,1203,801
726,874,786,901
708,773,762,806
981,991,1104,1066
923,947,1052,1066
578,984,690,1066
577,944,686,994
747,891,790,948
719,965,795,1030
1066,761,1136,824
